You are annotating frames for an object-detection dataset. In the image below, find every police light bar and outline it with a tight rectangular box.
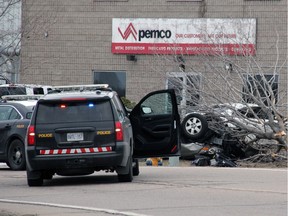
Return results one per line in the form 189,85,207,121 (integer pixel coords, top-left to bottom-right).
1,95,44,101
51,84,109,92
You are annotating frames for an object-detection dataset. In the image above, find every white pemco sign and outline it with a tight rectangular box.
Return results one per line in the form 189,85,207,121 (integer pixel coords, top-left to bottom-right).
112,18,256,55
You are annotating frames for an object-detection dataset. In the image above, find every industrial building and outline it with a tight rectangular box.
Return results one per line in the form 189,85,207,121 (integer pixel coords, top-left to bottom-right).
20,0,287,109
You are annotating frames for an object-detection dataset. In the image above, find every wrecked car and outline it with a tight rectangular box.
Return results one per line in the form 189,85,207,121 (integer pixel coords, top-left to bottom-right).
180,103,287,160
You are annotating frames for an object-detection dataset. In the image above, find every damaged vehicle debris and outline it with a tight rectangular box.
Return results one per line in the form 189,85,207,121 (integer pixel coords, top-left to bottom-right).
180,103,287,166
181,142,237,167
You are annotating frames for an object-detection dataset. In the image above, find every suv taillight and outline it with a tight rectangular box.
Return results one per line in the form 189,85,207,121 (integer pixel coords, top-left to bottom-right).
27,125,35,145
115,121,123,141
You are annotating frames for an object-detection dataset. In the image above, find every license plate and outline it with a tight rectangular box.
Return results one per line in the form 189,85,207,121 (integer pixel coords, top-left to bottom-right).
67,132,84,141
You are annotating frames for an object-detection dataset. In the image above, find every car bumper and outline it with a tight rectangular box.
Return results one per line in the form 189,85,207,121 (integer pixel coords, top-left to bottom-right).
26,142,130,171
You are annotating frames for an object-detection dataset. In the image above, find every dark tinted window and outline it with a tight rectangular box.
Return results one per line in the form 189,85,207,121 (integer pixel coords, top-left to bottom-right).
0,106,13,120
9,109,22,120
0,87,26,97
36,100,113,124
0,106,21,120
33,88,44,94
141,92,173,115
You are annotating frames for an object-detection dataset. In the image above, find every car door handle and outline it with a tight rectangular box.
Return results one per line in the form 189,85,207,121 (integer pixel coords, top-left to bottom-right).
144,117,152,121
5,124,11,129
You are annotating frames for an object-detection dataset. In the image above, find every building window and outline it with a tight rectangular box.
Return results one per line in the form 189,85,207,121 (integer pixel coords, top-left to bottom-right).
242,74,279,105
93,71,126,97
166,72,201,107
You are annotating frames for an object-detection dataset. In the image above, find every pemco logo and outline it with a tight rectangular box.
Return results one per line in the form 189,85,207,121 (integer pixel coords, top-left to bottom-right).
118,23,137,40
118,22,172,42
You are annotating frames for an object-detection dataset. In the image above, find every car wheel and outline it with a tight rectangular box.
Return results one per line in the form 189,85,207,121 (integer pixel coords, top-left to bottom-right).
42,171,54,180
7,139,26,170
118,156,133,182
27,178,43,187
27,170,43,187
133,159,139,176
181,113,209,140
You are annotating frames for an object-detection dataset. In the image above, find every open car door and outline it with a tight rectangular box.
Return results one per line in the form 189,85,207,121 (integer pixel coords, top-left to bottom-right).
129,89,181,158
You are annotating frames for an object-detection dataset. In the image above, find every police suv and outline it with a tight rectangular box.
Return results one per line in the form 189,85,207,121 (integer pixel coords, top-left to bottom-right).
25,85,180,186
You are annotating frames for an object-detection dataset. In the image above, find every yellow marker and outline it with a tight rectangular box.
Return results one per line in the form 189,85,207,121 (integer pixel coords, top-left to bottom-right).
146,158,163,166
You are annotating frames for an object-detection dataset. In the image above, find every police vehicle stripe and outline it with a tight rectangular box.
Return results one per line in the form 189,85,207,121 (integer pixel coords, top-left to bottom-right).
39,147,112,155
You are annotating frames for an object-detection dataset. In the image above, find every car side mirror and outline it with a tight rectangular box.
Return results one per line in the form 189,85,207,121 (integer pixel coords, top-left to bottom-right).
26,112,33,119
125,107,132,115
141,106,152,114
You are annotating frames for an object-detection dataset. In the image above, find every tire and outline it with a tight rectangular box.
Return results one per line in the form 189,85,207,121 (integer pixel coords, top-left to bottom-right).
27,170,43,186
42,171,54,180
7,139,26,170
181,113,209,140
132,159,139,176
27,178,43,186
118,156,133,182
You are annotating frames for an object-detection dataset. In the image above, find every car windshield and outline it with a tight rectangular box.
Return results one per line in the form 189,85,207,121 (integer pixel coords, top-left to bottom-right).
36,100,113,124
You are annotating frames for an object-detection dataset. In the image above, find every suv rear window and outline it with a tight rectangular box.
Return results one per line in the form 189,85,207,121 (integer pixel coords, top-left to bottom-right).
36,100,113,124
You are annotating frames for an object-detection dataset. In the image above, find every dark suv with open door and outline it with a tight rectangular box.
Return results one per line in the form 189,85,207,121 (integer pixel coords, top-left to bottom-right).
25,85,180,186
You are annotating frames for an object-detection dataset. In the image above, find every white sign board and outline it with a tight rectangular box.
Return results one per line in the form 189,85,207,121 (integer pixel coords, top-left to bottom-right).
112,18,256,55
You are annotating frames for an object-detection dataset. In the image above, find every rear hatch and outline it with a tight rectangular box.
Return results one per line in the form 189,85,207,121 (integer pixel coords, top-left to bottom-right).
34,98,116,154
